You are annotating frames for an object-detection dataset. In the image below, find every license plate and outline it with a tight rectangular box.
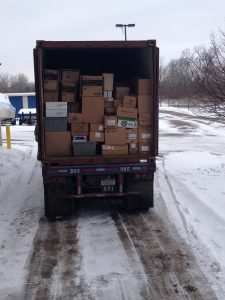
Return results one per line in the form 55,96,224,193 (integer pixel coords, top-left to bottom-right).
101,178,116,193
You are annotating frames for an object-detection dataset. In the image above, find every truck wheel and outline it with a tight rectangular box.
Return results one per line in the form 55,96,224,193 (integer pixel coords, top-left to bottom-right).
44,183,73,220
19,120,23,125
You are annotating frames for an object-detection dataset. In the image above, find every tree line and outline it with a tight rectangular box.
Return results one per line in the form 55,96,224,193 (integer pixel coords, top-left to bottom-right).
0,73,34,93
160,29,225,118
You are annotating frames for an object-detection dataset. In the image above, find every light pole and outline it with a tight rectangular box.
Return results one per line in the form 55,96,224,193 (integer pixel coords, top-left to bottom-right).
116,24,135,41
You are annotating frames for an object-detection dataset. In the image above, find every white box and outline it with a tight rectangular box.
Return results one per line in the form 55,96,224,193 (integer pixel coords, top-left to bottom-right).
103,73,114,91
45,102,67,110
46,110,67,117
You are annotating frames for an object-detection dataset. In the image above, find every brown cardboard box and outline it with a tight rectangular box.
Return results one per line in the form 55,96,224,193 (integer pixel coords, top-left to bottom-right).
81,75,103,83
114,99,122,108
123,96,137,108
129,143,138,155
68,102,79,113
136,79,152,95
139,113,151,126
82,86,103,97
68,113,83,124
90,123,104,132
103,73,114,91
71,124,89,136
104,102,114,108
82,97,104,123
104,115,117,128
62,91,75,102
105,128,126,145
44,69,58,77
138,126,152,143
61,69,80,84
89,131,105,142
137,95,151,113
139,143,151,154
117,105,138,118
102,144,128,155
126,129,138,143
44,91,58,102
115,87,130,100
45,132,71,157
44,80,58,91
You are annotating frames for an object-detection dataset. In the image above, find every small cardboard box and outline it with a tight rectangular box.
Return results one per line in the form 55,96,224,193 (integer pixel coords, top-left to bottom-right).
104,115,117,128
103,73,114,91
90,123,104,132
126,129,138,143
118,117,138,129
62,91,75,102
115,86,130,100
71,124,89,136
104,102,114,109
45,132,71,157
117,105,138,118
61,69,80,84
129,143,138,155
138,126,152,143
102,144,128,155
44,80,58,91
139,113,151,126
105,128,126,145
105,107,116,115
68,113,83,124
136,79,152,95
44,91,58,102
82,97,104,123
123,96,137,108
139,143,151,154
82,86,103,97
89,131,105,142
44,69,58,77
137,95,151,113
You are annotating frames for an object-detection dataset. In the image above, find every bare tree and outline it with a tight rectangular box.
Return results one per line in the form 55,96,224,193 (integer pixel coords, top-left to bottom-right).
0,73,10,92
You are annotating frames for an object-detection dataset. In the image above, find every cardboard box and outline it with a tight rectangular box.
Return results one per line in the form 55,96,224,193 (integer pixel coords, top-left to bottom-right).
102,144,128,155
138,126,152,143
139,143,151,154
137,95,151,113
68,113,83,124
68,102,80,113
62,91,75,102
114,99,122,108
44,69,58,77
81,75,103,84
126,129,138,143
139,113,151,126
89,131,105,142
82,86,103,97
103,73,114,91
90,123,104,132
72,136,87,143
44,91,58,102
104,115,117,128
115,86,130,100
123,96,137,108
105,128,126,145
104,102,114,109
82,97,104,123
136,79,152,95
61,69,80,85
117,105,138,118
44,80,58,91
129,143,138,155
45,132,71,157
71,124,89,136
118,117,138,129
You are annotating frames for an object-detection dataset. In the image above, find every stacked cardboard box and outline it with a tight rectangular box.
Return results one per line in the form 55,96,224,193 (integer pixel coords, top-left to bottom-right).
43,69,59,102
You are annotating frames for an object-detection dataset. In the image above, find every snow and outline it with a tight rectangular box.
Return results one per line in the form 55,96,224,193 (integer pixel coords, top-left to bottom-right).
18,108,36,115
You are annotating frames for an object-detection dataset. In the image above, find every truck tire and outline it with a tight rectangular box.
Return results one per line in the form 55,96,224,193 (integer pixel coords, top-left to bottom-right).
19,119,23,125
44,183,73,220
124,179,154,211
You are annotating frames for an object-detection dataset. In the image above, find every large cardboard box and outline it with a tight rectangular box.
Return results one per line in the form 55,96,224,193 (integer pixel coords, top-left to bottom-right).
123,96,137,108
103,73,114,91
44,91,58,102
90,123,104,132
126,129,138,143
82,97,104,123
136,79,152,95
139,143,151,154
115,87,130,100
89,131,105,142
82,86,103,97
44,80,58,91
102,144,128,155
105,128,126,145
139,113,151,126
118,117,138,129
68,113,83,124
45,132,71,157
138,126,152,143
117,105,138,118
61,69,80,85
129,143,138,155
137,95,151,113
71,124,89,136
104,115,117,128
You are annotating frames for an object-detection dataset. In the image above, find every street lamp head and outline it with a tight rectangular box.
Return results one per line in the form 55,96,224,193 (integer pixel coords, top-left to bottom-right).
127,24,135,27
116,24,123,28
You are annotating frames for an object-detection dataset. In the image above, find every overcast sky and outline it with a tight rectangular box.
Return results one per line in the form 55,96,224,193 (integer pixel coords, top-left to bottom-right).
1,0,225,81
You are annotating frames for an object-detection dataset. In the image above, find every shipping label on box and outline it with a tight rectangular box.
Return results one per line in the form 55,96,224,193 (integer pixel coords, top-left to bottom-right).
103,73,114,91
139,113,151,126
117,105,138,118
44,91,58,102
104,116,117,128
105,128,126,145
44,80,58,91
68,113,83,124
102,144,128,155
136,79,152,95
139,143,151,154
126,129,138,143
89,131,105,142
137,95,151,113
115,86,130,100
129,143,138,155
72,136,88,143
71,124,89,136
82,97,104,123
82,86,103,97
90,123,104,132
138,126,152,142
118,117,138,129
123,96,137,108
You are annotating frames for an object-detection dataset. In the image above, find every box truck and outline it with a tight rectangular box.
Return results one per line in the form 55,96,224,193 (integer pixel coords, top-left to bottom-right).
34,40,159,220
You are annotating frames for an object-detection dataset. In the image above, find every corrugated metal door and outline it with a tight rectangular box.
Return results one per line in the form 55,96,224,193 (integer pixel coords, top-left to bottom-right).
28,95,36,108
9,96,23,117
